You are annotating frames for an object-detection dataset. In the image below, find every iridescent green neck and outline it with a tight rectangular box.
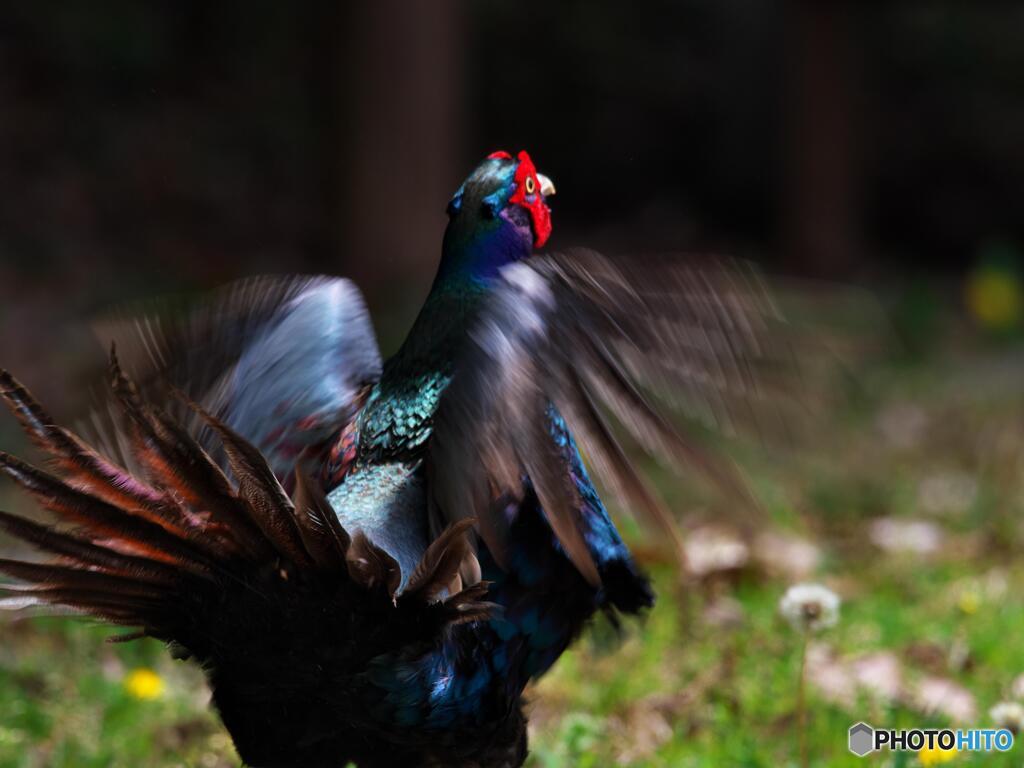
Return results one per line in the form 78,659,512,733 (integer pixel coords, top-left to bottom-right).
360,220,523,460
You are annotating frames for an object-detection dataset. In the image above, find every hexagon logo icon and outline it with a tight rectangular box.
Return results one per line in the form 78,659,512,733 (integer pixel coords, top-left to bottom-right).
848,722,875,757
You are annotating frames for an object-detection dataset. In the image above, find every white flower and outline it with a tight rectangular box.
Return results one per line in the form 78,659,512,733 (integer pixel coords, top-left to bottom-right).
702,595,745,629
869,517,945,555
684,527,749,578
806,645,903,706
990,701,1024,734
914,677,977,723
754,531,821,578
779,583,840,633
1011,673,1024,700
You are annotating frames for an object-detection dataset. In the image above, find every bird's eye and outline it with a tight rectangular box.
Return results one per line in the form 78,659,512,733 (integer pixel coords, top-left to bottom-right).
524,176,536,195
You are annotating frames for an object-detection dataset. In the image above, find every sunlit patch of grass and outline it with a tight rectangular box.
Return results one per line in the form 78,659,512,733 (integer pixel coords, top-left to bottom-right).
527,553,1024,766
0,619,237,768
526,343,1024,766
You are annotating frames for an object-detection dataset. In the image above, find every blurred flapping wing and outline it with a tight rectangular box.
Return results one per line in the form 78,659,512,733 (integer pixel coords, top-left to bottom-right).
428,249,813,582
92,276,382,481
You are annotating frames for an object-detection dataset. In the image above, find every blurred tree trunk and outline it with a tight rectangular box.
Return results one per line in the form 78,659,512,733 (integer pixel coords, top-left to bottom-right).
339,0,465,320
781,0,863,278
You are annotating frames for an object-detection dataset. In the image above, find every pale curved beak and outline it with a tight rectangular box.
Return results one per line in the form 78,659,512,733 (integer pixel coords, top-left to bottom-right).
537,173,556,197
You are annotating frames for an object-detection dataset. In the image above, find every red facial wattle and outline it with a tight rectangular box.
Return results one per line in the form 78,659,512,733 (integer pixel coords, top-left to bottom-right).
488,149,553,249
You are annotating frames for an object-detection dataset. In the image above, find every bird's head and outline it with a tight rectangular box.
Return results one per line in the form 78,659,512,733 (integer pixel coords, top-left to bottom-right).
439,150,555,283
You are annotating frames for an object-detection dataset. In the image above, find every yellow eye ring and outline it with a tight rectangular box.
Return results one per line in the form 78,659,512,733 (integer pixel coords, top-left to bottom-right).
524,176,536,195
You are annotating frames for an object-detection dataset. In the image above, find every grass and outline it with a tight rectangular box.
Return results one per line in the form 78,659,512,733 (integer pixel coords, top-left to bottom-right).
3,333,1024,766
0,619,232,767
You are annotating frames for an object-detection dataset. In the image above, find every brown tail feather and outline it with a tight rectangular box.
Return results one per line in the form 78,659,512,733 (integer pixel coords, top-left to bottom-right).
0,451,215,570
0,370,171,515
107,354,269,556
292,469,349,573
0,510,185,585
178,392,314,568
0,559,172,601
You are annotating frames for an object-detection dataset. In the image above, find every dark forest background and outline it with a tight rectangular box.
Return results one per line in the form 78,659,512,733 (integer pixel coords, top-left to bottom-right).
1,1,1023,403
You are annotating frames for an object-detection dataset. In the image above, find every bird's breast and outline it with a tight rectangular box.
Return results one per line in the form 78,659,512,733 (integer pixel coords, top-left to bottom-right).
325,460,429,586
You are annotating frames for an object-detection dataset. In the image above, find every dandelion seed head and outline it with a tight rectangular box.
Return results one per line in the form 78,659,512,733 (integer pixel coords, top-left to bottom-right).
779,583,840,633
1011,673,1024,700
990,701,1024,734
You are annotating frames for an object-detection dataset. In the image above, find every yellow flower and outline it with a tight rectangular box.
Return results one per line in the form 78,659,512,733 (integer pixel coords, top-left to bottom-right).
918,745,958,766
124,668,165,700
957,589,980,615
966,266,1023,331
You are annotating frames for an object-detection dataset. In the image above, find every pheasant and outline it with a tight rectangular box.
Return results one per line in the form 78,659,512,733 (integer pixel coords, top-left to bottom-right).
0,149,796,767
